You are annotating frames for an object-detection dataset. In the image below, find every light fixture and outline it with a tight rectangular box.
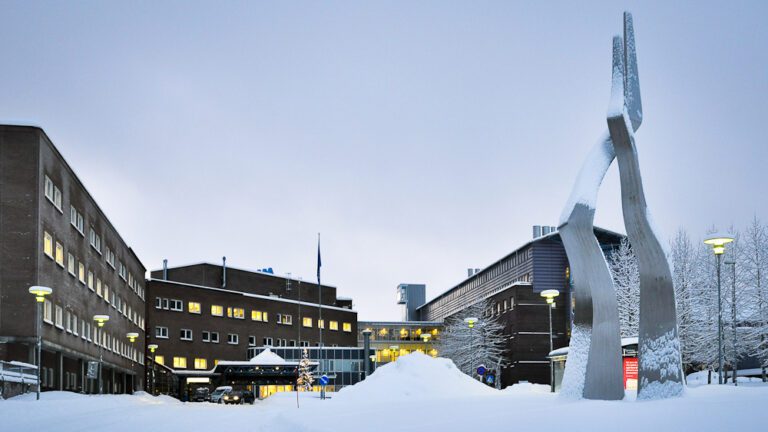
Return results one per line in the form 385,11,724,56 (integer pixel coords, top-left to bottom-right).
464,317,479,328
420,333,432,342
28,286,53,303
704,233,735,255
540,289,560,304
93,314,110,327
126,332,139,343
148,344,158,353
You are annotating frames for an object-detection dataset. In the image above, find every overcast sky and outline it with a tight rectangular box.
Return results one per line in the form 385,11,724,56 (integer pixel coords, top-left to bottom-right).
1,1,766,320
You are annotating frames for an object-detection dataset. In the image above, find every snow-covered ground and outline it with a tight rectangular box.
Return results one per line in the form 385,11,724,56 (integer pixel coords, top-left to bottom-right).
2,353,766,432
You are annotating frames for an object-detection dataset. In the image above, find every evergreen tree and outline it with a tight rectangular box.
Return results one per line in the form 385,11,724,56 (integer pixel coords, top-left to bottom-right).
297,348,314,391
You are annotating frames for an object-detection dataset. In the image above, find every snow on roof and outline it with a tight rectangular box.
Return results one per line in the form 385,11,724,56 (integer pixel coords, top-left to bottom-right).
548,336,639,358
150,261,337,289
248,348,287,365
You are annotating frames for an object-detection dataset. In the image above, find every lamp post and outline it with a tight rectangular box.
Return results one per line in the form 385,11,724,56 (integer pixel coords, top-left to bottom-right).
28,286,53,401
464,317,480,381
361,329,372,377
541,289,560,393
93,314,110,394
724,260,738,386
126,332,139,393
420,333,432,356
148,344,158,395
704,233,734,385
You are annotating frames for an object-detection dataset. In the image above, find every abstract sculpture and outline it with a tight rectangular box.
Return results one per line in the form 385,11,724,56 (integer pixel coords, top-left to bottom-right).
558,12,684,400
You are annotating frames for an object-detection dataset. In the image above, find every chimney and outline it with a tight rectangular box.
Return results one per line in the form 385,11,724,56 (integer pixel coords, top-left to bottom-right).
533,225,542,239
222,256,227,288
162,259,168,280
542,226,551,236
467,268,474,278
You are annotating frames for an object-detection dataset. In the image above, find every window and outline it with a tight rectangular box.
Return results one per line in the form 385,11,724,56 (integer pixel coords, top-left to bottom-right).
70,205,84,234
65,311,72,332
88,271,95,292
202,331,211,342
180,329,192,341
155,297,162,309
173,357,187,369
227,307,244,319
55,305,63,329
211,305,223,316
155,355,165,365
303,317,313,328
343,322,352,332
43,232,54,258
210,332,219,343
300,341,309,347
263,337,273,346
188,302,201,314
248,336,256,346
44,175,62,211
104,285,110,304
155,326,168,339
105,248,115,268
169,299,183,312
227,334,239,345
329,321,339,331
318,319,324,329
89,228,102,253
118,262,127,280
67,253,76,275
194,358,207,370
43,299,53,324
251,310,263,321
85,322,91,341
55,242,64,267
79,263,86,285
277,314,292,325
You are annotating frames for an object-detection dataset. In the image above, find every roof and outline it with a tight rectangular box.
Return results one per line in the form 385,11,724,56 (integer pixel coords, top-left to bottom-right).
248,348,286,365
417,226,625,311
151,261,337,289
147,278,357,313
548,337,639,358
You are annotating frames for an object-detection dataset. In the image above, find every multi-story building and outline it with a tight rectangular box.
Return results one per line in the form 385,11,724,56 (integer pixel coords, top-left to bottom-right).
145,261,358,398
0,125,147,395
357,321,442,367
416,226,624,388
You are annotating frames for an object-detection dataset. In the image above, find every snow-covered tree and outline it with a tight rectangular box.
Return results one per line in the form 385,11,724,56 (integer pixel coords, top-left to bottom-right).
740,217,768,380
436,299,507,382
608,238,639,338
670,228,700,370
296,348,314,391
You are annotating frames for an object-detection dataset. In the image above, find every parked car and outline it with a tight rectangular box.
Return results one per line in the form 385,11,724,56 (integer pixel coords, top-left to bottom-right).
210,386,233,404
192,387,210,402
222,390,246,405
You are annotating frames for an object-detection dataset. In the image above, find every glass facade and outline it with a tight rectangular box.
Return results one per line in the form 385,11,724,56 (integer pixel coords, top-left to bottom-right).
358,321,443,366
248,346,366,389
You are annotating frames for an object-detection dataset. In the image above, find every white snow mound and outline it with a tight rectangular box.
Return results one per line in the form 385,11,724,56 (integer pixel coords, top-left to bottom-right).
335,353,497,402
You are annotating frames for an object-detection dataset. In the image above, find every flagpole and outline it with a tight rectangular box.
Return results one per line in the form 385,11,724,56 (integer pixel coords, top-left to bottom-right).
317,233,324,400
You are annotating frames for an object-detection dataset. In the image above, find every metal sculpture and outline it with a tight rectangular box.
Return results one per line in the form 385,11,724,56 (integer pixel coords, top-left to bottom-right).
558,12,683,400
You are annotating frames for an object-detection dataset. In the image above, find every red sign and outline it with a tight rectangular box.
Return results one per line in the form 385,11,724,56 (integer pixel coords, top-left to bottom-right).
623,357,638,390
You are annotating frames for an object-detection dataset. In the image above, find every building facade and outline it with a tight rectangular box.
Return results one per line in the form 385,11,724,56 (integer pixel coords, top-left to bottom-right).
416,226,624,388
146,262,358,397
357,321,442,368
0,125,147,395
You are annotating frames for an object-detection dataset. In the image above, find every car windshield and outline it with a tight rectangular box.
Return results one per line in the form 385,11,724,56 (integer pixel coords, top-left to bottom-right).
211,389,227,396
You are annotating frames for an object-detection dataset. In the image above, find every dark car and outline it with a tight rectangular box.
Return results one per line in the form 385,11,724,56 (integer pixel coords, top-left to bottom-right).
191,387,210,402
222,390,255,405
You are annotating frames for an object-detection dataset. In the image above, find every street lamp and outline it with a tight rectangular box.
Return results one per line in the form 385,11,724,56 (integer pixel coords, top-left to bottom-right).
148,344,158,395
704,232,734,385
725,260,738,386
541,289,560,393
28,286,53,401
125,332,139,394
93,314,110,394
464,317,478,328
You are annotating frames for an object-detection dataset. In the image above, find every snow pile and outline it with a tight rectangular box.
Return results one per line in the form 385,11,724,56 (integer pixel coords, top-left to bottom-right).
335,353,496,402
502,382,552,396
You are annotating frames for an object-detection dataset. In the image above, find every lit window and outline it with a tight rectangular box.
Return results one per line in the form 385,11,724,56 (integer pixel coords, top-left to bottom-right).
318,319,325,329
280,314,292,325
251,310,263,321
263,312,268,322
55,242,64,267
67,253,76,275
79,263,86,285
342,322,352,332
194,358,207,370
329,321,339,331
173,357,187,369
227,333,239,345
43,232,54,258
303,317,313,328
211,305,223,316
188,302,201,314
154,355,164,365
228,307,244,319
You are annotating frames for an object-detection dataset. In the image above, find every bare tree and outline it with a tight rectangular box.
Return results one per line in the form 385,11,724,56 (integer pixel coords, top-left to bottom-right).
436,299,508,382
670,228,698,370
608,238,640,338
741,217,768,380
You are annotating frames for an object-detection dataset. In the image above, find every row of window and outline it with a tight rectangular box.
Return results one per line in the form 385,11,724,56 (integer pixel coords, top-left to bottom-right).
44,174,144,300
153,298,351,331
43,231,145,329
43,299,144,365
155,355,212,370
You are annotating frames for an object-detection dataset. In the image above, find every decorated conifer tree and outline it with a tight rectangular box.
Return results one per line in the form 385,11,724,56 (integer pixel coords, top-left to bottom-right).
297,348,314,391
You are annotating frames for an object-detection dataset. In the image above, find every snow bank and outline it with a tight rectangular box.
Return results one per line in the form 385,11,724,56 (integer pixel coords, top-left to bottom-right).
502,382,552,396
335,353,496,402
